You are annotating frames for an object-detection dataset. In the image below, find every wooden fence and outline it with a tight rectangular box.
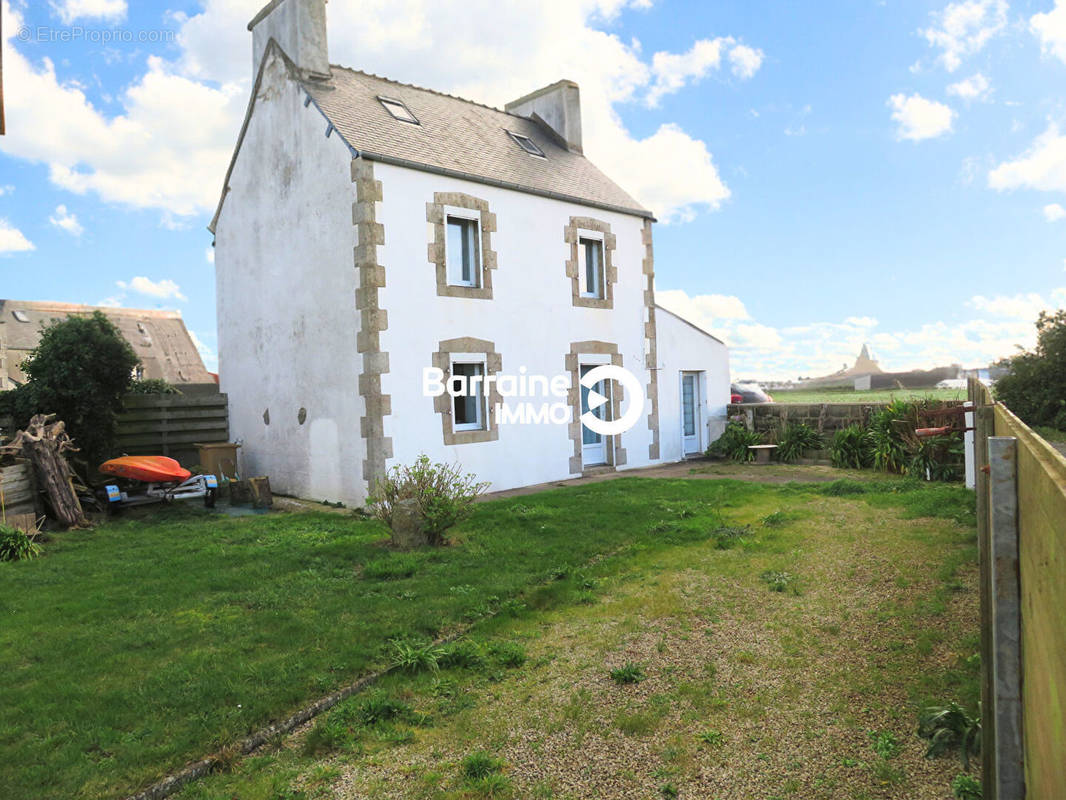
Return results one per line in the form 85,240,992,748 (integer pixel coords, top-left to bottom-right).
0,461,36,520
970,378,1066,800
115,393,229,469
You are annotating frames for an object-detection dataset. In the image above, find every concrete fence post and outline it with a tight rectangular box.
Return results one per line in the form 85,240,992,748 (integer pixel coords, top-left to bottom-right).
988,435,1024,800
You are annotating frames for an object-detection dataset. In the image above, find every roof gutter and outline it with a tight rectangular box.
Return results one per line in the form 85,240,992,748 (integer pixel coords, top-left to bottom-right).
356,150,656,222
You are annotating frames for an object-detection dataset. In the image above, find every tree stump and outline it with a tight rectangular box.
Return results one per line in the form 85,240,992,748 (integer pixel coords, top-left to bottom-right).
230,476,273,508
0,415,88,529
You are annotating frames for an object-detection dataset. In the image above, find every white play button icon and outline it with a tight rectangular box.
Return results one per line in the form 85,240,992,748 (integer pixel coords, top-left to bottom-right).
586,388,609,412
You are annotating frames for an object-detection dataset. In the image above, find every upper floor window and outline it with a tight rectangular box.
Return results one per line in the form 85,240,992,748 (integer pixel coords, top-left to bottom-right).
578,235,604,299
446,209,482,288
377,96,419,125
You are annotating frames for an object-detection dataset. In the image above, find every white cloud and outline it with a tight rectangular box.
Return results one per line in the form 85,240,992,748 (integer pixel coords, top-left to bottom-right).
657,287,1066,380
946,72,990,100
728,44,764,79
205,247,215,264
921,0,1008,72
1044,202,1066,221
0,185,13,196
0,219,35,254
48,204,84,236
97,296,124,308
1,1,754,225
644,37,761,108
969,291,1054,319
888,93,955,140
116,276,187,301
1031,0,1066,63
50,0,127,25
989,123,1066,193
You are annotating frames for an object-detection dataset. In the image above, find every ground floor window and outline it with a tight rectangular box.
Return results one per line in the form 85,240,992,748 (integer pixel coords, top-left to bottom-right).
451,361,485,431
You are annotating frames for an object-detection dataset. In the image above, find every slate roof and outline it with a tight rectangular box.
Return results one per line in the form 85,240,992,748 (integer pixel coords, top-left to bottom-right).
302,66,652,218
0,301,213,389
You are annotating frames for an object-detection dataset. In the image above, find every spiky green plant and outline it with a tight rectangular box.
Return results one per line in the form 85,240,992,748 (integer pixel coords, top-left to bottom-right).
918,702,981,769
0,526,41,562
776,422,824,463
830,425,873,469
707,421,762,462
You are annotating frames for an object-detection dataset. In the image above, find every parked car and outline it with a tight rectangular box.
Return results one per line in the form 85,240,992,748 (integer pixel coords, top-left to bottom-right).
731,383,774,403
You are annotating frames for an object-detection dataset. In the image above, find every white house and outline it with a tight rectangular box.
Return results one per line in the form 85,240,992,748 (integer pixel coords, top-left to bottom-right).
210,0,730,506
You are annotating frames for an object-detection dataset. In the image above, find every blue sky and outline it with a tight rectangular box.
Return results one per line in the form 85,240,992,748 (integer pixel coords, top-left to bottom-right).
1,0,1064,380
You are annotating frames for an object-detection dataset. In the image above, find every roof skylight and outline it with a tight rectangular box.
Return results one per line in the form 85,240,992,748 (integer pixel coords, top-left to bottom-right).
12,310,29,323
507,130,546,158
377,96,419,125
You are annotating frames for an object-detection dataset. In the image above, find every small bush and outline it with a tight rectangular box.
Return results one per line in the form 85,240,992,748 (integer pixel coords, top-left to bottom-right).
952,773,982,800
660,783,678,799
776,423,823,463
609,662,646,685
367,454,489,545
831,425,873,469
761,511,790,528
706,422,762,462
0,526,41,562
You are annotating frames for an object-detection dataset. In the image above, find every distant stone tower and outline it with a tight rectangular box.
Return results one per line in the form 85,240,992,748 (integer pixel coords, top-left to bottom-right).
851,344,882,375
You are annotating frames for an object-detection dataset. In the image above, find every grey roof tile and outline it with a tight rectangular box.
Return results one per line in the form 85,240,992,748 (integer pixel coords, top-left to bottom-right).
303,67,652,218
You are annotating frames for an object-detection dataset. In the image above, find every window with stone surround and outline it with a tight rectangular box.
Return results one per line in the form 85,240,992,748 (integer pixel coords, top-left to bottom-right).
427,193,498,299
565,217,617,309
431,337,502,445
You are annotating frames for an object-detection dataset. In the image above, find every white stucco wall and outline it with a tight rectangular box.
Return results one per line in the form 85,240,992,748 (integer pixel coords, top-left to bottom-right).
373,161,656,493
655,307,731,463
214,50,366,504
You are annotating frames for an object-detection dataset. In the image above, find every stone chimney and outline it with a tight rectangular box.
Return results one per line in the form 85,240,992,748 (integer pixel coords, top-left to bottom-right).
249,0,330,81
505,80,582,154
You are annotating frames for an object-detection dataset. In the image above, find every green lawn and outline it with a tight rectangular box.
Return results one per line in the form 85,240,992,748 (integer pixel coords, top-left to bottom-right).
770,387,965,404
0,476,979,799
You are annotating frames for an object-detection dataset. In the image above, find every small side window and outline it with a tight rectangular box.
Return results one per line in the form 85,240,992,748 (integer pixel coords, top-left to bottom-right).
578,237,604,299
446,214,481,287
451,361,485,431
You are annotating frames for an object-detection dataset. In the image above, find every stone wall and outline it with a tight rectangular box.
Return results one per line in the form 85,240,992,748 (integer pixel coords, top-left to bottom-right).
728,402,889,438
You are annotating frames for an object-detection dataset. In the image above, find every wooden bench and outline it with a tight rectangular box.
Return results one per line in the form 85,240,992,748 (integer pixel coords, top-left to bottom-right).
748,444,778,465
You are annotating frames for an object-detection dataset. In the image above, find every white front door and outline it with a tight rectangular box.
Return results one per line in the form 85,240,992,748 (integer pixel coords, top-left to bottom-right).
681,372,701,455
580,364,611,466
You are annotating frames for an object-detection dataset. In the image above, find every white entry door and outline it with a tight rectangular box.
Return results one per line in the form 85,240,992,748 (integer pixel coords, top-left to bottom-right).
681,372,701,455
580,364,611,466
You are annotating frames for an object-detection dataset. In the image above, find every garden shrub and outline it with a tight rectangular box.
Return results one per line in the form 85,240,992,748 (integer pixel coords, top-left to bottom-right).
775,422,823,463
367,454,489,544
707,421,762,462
994,309,1066,430
126,378,181,395
0,526,41,562
830,425,873,469
0,311,140,466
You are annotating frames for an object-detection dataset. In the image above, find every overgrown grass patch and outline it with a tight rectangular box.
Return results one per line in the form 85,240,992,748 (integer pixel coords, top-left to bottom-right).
0,474,977,799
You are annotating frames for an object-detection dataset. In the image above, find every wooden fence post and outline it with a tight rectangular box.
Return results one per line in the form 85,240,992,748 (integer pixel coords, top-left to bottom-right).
988,436,1024,800
973,392,997,795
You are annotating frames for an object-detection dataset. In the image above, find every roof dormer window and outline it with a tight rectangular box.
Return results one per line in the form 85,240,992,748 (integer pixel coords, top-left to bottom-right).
507,130,546,158
377,96,419,125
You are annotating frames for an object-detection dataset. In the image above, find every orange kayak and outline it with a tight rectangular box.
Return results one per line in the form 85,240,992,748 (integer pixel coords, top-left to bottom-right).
99,456,191,483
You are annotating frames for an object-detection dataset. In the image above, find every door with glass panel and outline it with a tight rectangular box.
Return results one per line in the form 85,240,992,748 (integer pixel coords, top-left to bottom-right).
580,364,610,466
681,372,701,455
